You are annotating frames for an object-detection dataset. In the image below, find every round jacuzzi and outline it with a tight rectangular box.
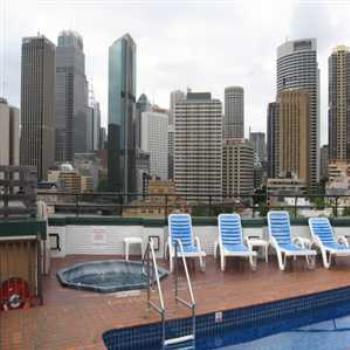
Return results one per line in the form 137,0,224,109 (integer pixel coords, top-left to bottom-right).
57,260,168,293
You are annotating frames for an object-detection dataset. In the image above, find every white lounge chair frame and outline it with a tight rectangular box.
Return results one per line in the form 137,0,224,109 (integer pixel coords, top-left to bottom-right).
309,217,350,269
214,213,257,271
166,214,206,273
268,211,316,271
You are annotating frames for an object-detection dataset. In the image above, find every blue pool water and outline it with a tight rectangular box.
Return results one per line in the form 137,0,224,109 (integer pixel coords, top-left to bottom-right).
196,301,350,349
104,299,350,349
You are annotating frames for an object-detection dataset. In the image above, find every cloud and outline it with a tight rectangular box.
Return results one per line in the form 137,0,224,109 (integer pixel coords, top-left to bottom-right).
1,0,350,145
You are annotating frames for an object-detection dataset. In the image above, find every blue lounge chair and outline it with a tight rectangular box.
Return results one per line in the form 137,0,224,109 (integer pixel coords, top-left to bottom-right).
214,213,257,271
309,217,350,268
268,211,316,270
167,214,206,272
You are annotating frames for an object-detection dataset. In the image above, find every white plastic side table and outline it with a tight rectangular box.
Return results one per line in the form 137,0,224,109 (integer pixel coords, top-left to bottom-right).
123,237,143,261
247,238,269,262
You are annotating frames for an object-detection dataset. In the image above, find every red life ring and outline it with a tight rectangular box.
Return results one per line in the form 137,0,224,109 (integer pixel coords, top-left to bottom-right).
0,278,30,311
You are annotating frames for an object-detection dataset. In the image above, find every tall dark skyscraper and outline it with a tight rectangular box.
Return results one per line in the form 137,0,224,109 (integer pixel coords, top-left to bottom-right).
20,35,55,180
267,102,279,178
277,39,319,188
329,45,350,161
108,34,136,193
55,30,89,162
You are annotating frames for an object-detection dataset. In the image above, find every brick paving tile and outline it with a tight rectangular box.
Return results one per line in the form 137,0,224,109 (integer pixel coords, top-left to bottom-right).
2,254,350,349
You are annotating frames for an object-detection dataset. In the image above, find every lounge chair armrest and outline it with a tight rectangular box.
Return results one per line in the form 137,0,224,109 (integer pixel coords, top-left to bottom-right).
194,236,202,249
337,235,349,247
167,236,174,256
269,235,278,249
293,237,311,249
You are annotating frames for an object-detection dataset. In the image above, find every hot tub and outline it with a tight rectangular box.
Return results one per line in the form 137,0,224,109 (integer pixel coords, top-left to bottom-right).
57,260,168,293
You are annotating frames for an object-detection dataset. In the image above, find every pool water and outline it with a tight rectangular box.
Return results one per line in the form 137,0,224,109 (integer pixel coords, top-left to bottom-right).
196,301,350,349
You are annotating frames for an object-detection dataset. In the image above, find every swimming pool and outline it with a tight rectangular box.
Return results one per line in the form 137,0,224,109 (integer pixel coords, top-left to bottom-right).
57,260,168,293
196,301,350,349
103,286,350,349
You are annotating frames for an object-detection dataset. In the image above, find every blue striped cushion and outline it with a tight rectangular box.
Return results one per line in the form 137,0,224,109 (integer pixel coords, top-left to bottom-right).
219,214,243,246
169,215,193,248
269,212,292,245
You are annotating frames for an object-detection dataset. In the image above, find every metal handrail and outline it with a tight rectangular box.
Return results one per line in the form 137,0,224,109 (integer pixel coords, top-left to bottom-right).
143,238,166,344
174,239,196,340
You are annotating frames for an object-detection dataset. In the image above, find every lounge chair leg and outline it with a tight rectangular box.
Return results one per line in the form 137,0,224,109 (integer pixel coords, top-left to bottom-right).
198,255,205,272
277,251,286,271
169,255,173,273
220,253,225,272
321,250,332,269
249,254,257,270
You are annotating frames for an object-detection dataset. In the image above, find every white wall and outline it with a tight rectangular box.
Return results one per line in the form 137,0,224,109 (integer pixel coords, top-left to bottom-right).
48,224,335,259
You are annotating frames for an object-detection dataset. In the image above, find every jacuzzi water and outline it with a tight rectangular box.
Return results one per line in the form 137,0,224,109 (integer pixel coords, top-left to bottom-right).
57,260,168,293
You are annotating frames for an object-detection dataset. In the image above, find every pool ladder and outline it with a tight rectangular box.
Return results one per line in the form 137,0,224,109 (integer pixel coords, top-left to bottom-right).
143,238,196,349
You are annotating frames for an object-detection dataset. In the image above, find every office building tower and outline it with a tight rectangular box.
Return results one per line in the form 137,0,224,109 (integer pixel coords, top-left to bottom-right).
136,94,151,149
0,98,20,166
169,90,185,125
141,111,168,180
277,89,309,182
55,31,89,162
99,127,107,151
277,39,319,187
329,45,350,161
249,131,266,163
108,33,136,193
222,138,254,196
320,145,329,180
267,102,279,178
168,124,175,179
20,35,55,180
223,86,244,139
174,92,222,200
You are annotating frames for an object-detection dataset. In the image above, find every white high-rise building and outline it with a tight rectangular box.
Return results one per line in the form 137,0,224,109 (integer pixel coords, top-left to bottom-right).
0,98,20,166
174,92,222,200
169,90,185,125
224,86,244,139
141,111,168,180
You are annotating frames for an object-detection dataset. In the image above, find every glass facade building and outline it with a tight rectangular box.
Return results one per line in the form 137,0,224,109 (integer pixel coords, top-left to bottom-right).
108,34,137,193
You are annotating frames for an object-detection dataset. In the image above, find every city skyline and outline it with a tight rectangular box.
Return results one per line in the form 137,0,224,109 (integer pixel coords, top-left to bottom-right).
2,1,350,144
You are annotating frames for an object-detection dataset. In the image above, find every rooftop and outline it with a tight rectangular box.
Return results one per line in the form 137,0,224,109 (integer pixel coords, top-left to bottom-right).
2,254,350,349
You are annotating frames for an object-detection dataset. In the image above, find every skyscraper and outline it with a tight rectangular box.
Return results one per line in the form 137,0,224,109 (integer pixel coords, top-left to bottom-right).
108,34,136,193
222,138,254,196
267,102,279,178
55,31,89,162
320,145,329,180
277,89,309,182
249,131,266,163
174,92,222,200
136,93,151,149
169,90,185,125
0,98,20,166
141,111,168,180
277,39,319,187
329,45,350,161
20,35,55,180
223,86,244,139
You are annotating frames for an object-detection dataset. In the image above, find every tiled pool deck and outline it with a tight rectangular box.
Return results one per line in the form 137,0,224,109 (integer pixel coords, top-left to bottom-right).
2,255,350,349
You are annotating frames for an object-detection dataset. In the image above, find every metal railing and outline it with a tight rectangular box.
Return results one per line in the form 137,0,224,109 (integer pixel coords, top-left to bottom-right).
173,239,196,344
143,238,166,345
143,237,196,348
35,191,350,220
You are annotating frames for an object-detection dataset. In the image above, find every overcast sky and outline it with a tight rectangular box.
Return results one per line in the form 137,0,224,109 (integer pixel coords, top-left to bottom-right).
1,0,350,144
